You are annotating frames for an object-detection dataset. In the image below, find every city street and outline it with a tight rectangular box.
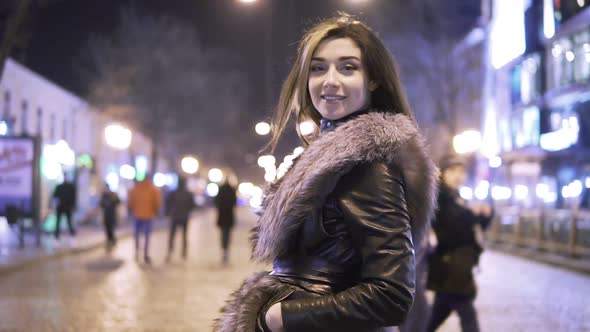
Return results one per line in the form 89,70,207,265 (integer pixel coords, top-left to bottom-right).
0,207,588,331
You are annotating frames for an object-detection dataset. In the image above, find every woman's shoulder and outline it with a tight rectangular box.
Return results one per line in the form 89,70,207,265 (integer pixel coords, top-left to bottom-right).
336,160,405,193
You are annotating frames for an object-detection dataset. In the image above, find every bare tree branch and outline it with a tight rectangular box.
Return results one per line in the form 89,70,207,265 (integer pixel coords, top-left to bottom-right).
78,7,249,172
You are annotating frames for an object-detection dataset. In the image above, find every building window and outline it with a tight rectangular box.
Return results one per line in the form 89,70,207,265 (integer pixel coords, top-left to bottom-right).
50,113,56,142
553,0,590,25
550,38,575,89
549,26,590,90
2,90,10,118
62,116,67,141
512,106,541,148
21,103,28,134
572,29,590,84
37,107,43,136
510,53,543,106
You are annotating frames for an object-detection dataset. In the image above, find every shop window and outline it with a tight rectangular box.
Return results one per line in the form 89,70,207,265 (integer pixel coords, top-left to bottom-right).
512,106,541,148
540,107,580,151
549,26,590,90
550,38,575,89
510,53,543,106
573,28,590,83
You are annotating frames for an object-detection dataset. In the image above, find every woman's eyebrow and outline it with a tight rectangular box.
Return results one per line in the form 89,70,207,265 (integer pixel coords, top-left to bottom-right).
311,56,361,62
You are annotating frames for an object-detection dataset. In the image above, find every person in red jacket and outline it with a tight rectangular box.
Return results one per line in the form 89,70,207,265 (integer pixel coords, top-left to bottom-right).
128,176,162,264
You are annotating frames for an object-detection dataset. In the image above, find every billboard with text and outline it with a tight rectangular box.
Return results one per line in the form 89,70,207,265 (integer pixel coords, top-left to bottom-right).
0,137,35,217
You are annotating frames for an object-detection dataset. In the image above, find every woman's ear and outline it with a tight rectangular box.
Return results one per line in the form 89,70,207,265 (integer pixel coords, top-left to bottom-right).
369,81,378,92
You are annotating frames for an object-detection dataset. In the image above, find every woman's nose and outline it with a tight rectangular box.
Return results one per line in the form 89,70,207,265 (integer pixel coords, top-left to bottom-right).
322,67,340,89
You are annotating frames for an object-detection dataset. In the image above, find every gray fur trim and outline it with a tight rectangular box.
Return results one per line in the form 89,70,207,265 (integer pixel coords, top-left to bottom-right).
213,272,292,332
252,112,439,262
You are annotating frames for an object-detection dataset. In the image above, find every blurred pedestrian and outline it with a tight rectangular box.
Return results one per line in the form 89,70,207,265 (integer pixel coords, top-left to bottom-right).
52,174,77,240
214,179,236,265
165,176,195,260
128,175,162,264
426,155,493,332
99,183,120,250
214,13,438,332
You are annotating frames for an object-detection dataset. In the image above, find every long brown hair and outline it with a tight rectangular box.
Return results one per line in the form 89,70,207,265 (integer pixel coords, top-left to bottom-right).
268,13,416,152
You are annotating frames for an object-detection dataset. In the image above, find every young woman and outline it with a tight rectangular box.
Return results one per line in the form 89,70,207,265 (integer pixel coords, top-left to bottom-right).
215,14,438,332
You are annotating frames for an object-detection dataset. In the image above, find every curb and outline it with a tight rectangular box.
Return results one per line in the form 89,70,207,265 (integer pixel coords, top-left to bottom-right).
488,243,590,275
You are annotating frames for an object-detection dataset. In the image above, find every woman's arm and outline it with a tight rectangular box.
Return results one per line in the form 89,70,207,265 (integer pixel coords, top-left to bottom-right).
279,162,415,331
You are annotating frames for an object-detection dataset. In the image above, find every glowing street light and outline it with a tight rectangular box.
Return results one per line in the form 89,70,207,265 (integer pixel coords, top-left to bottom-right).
181,156,199,174
238,0,257,2
0,121,7,136
104,124,132,150
257,155,276,168
238,182,255,196
299,120,315,136
208,168,224,183
206,183,220,197
453,130,482,154
255,122,271,135
119,164,136,180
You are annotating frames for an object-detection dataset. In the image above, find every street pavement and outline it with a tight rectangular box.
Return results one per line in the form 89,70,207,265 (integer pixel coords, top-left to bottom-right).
0,207,588,331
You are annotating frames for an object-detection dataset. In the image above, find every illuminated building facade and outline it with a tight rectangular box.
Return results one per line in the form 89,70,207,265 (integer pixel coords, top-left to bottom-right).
482,0,590,209
0,58,165,225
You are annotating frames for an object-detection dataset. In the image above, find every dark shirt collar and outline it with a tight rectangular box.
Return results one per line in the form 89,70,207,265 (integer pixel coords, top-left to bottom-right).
319,109,370,133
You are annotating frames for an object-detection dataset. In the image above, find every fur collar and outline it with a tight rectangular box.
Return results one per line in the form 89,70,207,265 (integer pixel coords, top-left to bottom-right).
252,112,439,263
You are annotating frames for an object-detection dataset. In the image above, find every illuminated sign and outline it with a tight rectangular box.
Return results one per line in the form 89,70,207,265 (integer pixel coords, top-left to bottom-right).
0,137,35,217
490,0,527,69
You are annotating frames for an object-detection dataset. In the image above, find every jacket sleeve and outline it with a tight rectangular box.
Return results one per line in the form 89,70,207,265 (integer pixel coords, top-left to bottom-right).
281,162,416,331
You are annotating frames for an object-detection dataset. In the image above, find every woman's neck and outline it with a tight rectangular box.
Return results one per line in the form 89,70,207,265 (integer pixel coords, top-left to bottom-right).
320,109,370,132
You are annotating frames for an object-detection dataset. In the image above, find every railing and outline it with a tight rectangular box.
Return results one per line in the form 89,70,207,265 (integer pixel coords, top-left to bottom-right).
489,206,590,257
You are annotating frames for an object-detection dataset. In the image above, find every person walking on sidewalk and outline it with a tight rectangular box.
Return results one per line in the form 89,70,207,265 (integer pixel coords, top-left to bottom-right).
214,179,236,265
165,176,195,260
99,183,120,250
214,13,438,332
128,176,162,264
426,155,493,332
51,175,77,240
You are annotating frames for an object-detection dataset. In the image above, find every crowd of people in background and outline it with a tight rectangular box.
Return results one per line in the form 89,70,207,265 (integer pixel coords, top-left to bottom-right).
48,172,237,267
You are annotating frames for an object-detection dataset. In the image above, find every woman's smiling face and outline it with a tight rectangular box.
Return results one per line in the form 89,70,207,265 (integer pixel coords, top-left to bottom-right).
308,37,376,120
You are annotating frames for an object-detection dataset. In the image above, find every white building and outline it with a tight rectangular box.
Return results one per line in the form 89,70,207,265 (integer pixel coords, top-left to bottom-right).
0,58,167,226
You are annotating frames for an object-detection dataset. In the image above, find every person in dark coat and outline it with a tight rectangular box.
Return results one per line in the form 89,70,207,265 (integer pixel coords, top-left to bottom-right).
214,14,439,332
215,179,237,265
426,155,493,332
166,176,196,260
52,176,77,239
99,183,120,249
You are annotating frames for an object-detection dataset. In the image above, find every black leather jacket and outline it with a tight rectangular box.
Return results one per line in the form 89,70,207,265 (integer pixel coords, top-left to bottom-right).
269,161,415,332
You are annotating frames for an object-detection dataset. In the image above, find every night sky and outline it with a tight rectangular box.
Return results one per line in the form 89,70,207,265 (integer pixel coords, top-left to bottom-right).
26,0,381,108
15,0,480,179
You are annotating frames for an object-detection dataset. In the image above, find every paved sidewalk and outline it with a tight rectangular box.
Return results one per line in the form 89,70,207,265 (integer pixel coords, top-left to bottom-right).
0,207,588,331
488,242,590,275
0,216,168,276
